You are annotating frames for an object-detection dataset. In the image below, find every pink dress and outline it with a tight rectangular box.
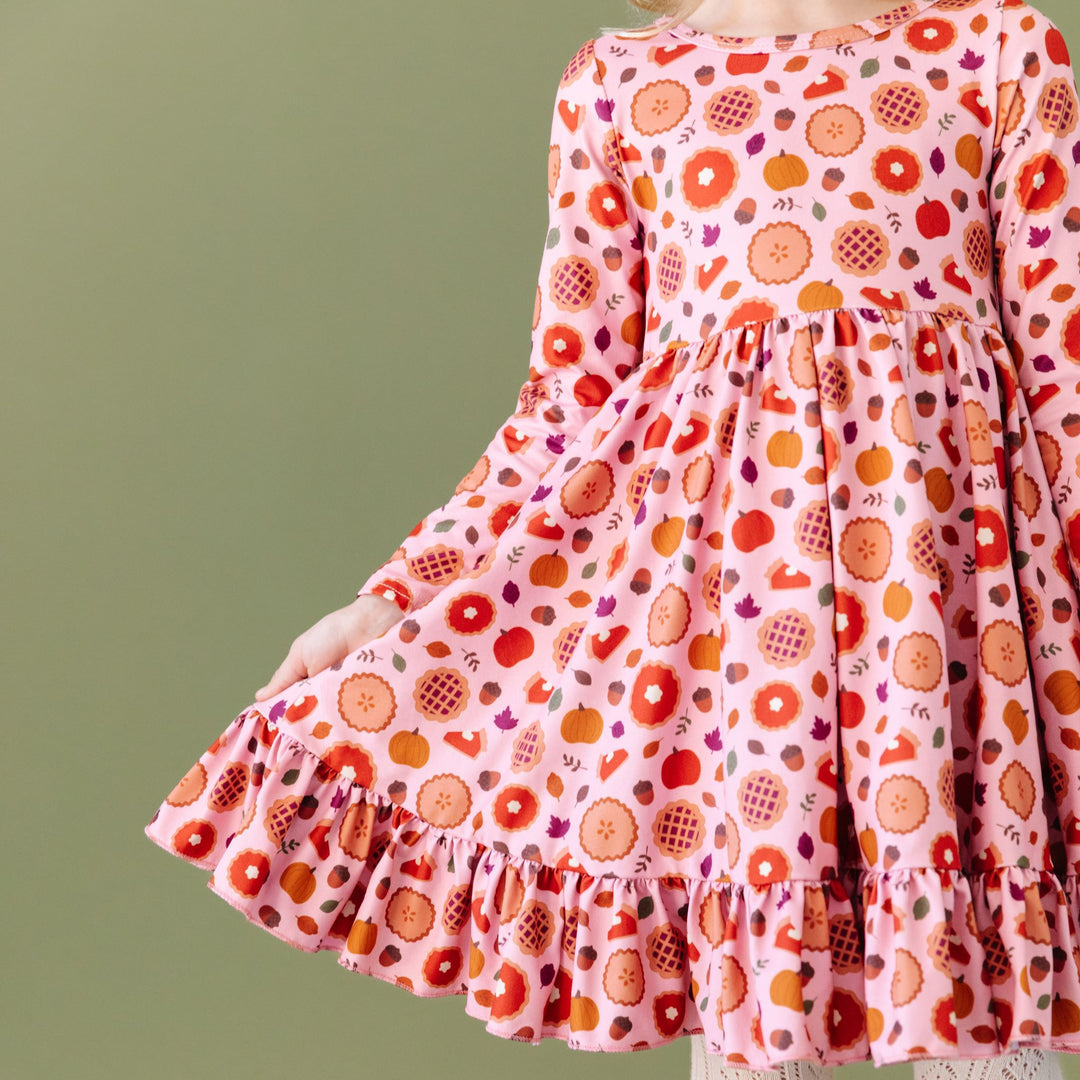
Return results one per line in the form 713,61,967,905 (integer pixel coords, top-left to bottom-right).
144,0,1080,1068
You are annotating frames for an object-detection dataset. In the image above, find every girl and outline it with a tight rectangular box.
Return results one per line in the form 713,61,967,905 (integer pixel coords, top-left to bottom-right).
146,0,1080,1076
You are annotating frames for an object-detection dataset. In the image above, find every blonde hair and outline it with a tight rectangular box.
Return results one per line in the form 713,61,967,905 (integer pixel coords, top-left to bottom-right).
598,0,709,38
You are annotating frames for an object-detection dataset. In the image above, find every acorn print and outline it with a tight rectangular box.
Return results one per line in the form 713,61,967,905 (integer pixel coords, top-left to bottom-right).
1029,312,1051,339
780,744,804,771
577,944,598,971
822,167,844,192
775,107,795,130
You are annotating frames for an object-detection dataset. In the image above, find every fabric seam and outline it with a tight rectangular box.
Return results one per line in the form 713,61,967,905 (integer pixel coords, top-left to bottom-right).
247,708,1080,887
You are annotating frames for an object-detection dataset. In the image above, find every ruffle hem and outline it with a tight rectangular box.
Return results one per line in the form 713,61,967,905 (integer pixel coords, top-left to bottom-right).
145,702,1080,1069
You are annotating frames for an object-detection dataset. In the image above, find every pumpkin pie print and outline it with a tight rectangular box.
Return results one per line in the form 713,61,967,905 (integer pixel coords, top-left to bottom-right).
146,0,1080,1069
719,955,749,1015
651,799,706,860
165,761,207,807
746,843,792,885
492,783,541,832
702,86,762,135
804,103,866,157
337,671,396,732
415,772,471,829
837,516,893,582
385,885,436,943
603,948,647,1006
512,897,556,957
875,774,931,834
206,761,248,812
412,667,469,722
680,147,740,211
747,222,814,285
171,818,216,861
580,796,639,861
630,79,691,136
999,759,1037,821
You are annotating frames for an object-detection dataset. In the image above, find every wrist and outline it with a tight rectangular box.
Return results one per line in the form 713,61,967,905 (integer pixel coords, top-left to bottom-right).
352,592,406,617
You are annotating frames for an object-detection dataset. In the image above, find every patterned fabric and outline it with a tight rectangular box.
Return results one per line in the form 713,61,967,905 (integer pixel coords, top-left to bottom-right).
145,0,1080,1070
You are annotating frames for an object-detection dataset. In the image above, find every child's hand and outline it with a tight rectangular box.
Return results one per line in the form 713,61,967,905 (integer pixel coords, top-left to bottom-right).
253,594,405,702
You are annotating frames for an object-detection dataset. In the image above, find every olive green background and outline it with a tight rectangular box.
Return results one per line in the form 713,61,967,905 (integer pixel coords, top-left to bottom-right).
5,1,1080,1077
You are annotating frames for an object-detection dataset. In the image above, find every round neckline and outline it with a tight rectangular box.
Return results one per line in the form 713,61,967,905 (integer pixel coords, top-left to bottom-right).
659,0,944,53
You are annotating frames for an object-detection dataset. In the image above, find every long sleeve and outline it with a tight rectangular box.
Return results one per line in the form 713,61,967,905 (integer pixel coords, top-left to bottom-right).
988,2,1080,587
355,38,646,616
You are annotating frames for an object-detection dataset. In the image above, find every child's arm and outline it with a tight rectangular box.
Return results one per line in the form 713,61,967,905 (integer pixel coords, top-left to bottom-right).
355,38,645,615
988,3,1080,590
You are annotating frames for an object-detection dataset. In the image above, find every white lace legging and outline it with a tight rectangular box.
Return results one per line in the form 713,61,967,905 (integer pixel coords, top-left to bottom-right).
688,1036,1065,1080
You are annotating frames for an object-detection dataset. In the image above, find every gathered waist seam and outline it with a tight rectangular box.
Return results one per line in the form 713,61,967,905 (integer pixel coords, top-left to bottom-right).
651,304,1005,355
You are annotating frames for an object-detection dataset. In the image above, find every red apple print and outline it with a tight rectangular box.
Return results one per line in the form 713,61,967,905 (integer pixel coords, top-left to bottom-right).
660,746,701,788
915,196,950,238
492,625,535,667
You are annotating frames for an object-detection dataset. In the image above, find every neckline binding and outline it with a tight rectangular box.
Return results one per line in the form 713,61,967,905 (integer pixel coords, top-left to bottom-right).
656,0,945,54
